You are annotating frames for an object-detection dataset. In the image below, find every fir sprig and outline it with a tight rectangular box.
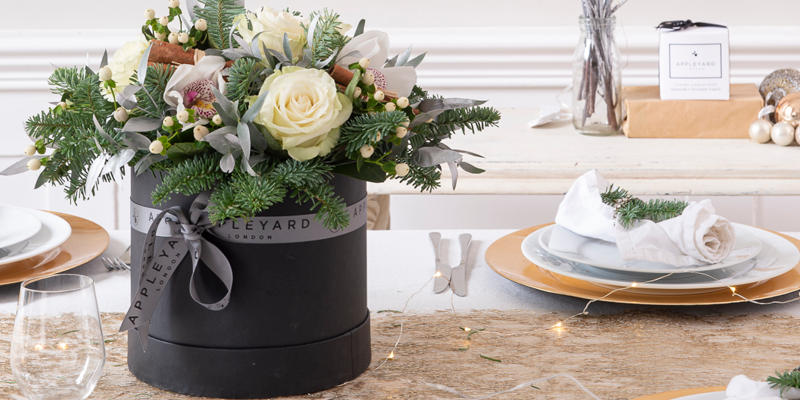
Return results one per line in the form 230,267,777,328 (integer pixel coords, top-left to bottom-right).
208,170,287,224
600,184,688,229
287,180,349,230
135,64,174,121
397,163,442,192
151,153,225,205
768,369,800,396
306,9,350,68
226,58,269,110
193,0,245,50
339,111,410,158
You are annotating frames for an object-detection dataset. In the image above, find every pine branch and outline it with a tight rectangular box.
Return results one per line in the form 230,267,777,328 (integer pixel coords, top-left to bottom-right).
339,111,410,158
768,370,800,396
193,0,245,50
226,58,268,113
269,158,333,187
397,163,441,192
207,169,287,224
151,153,224,205
288,180,349,230
306,9,350,68
136,64,174,122
601,184,688,229
415,106,501,143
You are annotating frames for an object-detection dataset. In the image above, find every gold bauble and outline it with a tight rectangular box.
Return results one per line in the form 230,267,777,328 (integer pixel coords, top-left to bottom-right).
775,92,800,127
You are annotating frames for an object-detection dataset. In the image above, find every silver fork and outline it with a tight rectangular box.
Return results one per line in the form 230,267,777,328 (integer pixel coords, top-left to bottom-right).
102,246,131,271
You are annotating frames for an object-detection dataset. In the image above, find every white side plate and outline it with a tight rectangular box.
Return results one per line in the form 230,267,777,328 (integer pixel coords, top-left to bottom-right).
674,392,726,400
0,209,71,267
0,206,42,249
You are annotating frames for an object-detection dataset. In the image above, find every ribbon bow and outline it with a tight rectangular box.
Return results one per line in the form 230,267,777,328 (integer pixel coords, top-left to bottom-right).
656,20,727,31
120,192,233,351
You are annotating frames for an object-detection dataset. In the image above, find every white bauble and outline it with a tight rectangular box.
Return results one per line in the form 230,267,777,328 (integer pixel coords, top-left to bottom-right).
771,122,795,146
749,119,772,143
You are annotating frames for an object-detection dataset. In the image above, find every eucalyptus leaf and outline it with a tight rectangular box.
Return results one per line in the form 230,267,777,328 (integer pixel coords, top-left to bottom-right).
248,152,269,167
220,152,235,173
262,43,277,68
388,135,409,158
210,86,239,125
237,122,255,176
100,50,109,69
121,131,152,150
0,155,47,176
404,52,427,68
345,69,362,98
396,46,412,67
297,49,312,68
384,54,398,68
202,131,234,154
307,13,322,52
34,169,48,189
221,48,250,61
137,43,154,86
447,160,459,190
314,48,338,69
241,90,269,123
413,146,462,167
451,148,485,158
282,33,293,62
102,149,135,182
134,154,167,175
233,34,254,56
459,161,485,174
252,123,283,152
86,153,110,189
123,116,163,132
268,49,290,65
93,115,121,148
247,122,268,152
185,0,199,21
354,19,366,37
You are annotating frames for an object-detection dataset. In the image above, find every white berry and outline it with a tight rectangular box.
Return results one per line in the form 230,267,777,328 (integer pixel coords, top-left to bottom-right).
375,131,382,141
155,31,167,40
395,163,410,177
401,121,409,127
159,16,170,26
23,145,36,156
362,71,375,86
384,102,396,112
168,0,180,8
353,87,362,99
359,144,374,158
178,32,189,44
26,158,41,171
193,125,210,141
149,141,164,154
397,97,409,109
144,9,155,20
212,114,223,125
195,19,208,31
57,101,68,110
114,107,129,123
98,66,113,82
176,110,190,122
396,126,408,138
374,90,385,102
168,33,180,44
163,116,174,127
358,58,370,69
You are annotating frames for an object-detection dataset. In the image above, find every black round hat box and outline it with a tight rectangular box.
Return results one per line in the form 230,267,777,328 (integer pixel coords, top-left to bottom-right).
127,171,371,398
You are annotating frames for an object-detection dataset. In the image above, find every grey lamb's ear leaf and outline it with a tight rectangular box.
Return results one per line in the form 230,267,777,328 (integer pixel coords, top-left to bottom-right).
220,152,236,173
0,155,47,176
404,52,427,68
137,43,154,86
306,13,322,52
233,34,254,56
185,0,199,21
247,122,268,152
210,86,239,125
396,46,413,67
282,33,293,62
86,152,111,190
314,48,338,69
413,146,462,168
117,84,141,109
459,161,485,174
100,50,109,69
93,115,121,148
121,131,152,151
383,54,398,68
241,89,268,123
222,48,250,61
134,154,167,175
237,122,255,176
123,116,163,133
354,19,366,37
447,160,459,190
102,149,136,182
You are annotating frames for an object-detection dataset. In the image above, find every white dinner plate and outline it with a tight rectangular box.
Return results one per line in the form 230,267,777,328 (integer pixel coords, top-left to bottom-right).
0,206,42,250
521,225,800,290
0,208,71,267
538,223,762,273
674,392,726,400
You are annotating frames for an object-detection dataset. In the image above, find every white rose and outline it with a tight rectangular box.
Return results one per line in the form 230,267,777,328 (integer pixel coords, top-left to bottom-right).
234,6,309,61
100,39,149,102
255,67,352,161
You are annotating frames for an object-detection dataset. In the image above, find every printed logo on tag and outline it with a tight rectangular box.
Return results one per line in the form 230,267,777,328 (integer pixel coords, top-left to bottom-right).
669,44,722,79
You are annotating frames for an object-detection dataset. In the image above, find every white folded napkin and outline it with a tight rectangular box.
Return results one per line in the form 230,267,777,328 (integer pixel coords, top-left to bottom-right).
554,170,736,266
725,375,800,400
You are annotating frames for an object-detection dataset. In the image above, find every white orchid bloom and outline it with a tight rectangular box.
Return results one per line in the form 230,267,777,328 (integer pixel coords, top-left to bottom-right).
164,56,227,121
337,31,417,98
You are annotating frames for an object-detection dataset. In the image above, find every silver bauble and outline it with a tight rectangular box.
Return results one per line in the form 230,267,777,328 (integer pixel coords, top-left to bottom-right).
749,119,773,143
771,122,795,146
760,68,800,105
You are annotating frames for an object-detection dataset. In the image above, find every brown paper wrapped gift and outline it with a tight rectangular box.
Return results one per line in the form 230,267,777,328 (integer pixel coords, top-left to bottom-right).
622,84,763,138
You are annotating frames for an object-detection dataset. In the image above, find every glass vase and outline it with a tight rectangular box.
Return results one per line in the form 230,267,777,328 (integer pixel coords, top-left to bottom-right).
572,16,622,136
10,274,106,400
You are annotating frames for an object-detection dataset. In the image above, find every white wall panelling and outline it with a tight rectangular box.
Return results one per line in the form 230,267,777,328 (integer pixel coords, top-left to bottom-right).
2,25,800,231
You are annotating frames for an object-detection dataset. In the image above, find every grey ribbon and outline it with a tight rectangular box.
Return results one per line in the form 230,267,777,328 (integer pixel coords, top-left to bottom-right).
120,192,233,351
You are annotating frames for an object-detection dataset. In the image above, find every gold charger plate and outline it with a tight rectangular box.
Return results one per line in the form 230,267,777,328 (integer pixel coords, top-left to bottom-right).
486,223,800,305
0,212,109,285
631,386,726,400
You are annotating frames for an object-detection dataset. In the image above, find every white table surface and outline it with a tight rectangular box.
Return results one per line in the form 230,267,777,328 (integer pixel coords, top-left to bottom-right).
1,229,799,316
368,108,800,196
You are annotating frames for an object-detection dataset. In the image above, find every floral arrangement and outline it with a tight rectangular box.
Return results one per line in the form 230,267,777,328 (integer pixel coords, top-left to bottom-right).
3,0,500,229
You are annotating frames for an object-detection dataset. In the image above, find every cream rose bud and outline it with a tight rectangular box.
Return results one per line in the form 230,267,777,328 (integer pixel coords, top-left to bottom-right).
358,58,370,69
396,126,408,138
397,97,409,109
98,66,113,82
144,9,156,20
155,31,167,40
193,125,210,140
159,16,170,26
212,114,223,125
176,109,190,122
178,32,189,44
353,87,362,99
149,141,164,154
195,19,208,31
100,39,149,102
26,158,41,171
168,0,180,8
113,107,129,122
362,71,375,86
168,33,180,44
384,102,396,112
360,144,374,158
163,116,174,127
373,90,385,102
254,67,353,161
23,145,36,156
395,163,410,177
234,6,310,61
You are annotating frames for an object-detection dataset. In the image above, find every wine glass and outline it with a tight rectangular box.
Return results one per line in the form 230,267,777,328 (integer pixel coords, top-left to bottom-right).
10,274,106,400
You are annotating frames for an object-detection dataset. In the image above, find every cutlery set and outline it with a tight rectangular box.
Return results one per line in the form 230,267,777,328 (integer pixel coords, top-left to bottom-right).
430,232,472,296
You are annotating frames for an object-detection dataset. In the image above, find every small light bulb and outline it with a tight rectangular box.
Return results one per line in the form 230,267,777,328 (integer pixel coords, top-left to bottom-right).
388,351,395,359
552,322,562,328
730,287,736,293
34,344,43,351
631,282,638,287
434,271,442,277
464,327,471,332
57,343,68,350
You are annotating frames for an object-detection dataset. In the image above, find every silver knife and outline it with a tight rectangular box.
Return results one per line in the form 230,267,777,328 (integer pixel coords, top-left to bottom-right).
450,234,472,297
430,232,450,293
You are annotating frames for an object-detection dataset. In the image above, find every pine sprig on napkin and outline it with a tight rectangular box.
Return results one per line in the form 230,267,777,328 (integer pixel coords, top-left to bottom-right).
768,369,800,396
601,184,688,229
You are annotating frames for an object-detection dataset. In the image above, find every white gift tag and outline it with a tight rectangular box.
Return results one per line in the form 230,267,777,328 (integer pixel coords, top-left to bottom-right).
528,106,563,128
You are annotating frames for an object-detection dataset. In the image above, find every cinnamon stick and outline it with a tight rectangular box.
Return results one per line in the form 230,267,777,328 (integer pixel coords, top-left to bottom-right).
146,39,234,68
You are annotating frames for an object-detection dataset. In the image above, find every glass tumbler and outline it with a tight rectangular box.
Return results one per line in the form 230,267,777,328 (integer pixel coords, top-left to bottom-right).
10,274,106,400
